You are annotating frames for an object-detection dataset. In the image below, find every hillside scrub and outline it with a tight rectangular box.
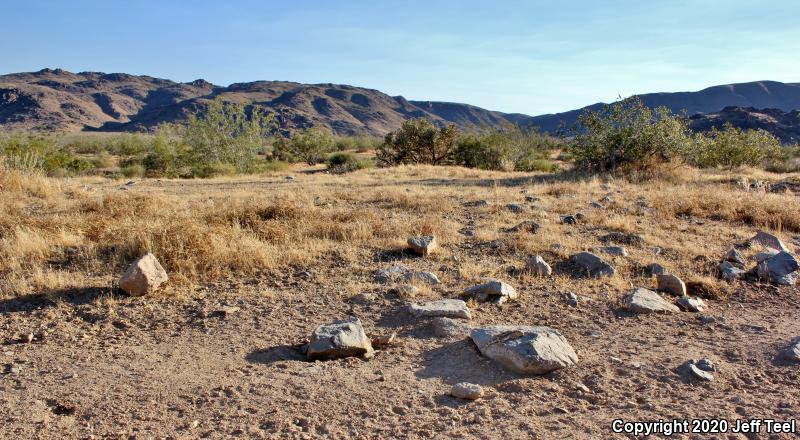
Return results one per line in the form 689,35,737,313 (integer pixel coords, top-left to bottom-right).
272,127,335,165
452,125,562,171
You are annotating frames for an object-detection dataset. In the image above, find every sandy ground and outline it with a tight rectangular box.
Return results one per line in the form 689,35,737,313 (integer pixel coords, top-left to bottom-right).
1,172,799,439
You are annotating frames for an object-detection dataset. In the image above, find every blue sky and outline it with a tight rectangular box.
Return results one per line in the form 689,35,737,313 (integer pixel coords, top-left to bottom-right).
1,0,797,115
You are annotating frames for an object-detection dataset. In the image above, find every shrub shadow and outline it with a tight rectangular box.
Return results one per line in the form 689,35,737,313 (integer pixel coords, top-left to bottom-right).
0,286,117,314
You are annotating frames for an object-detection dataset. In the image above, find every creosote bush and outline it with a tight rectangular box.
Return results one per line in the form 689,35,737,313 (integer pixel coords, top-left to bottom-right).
691,123,781,170
377,118,458,166
273,127,335,165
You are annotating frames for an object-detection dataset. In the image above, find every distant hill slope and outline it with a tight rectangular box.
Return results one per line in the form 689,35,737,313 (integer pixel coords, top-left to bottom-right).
2,70,800,141
689,106,800,144
525,81,800,133
0,69,524,136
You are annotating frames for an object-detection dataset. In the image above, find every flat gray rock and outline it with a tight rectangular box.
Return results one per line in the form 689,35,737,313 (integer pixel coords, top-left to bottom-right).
408,299,471,319
570,252,615,278
307,317,374,361
432,317,472,338
464,280,518,304
757,251,799,286
676,296,707,313
623,288,679,314
645,263,669,276
722,248,746,267
471,325,578,374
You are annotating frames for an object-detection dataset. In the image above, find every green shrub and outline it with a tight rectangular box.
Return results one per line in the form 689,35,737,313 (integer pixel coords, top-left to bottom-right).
569,96,693,174
692,124,781,170
334,135,382,152
326,152,372,173
452,125,561,171
121,164,145,178
92,151,115,168
273,127,335,165
377,118,458,166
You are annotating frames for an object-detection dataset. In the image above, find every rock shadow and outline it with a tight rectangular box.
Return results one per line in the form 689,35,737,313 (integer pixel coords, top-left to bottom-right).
245,344,307,365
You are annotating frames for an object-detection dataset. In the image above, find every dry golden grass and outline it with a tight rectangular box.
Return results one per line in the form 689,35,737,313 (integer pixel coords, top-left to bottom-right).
0,164,797,299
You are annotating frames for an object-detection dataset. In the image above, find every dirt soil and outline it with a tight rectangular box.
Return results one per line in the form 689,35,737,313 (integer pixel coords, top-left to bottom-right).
1,172,799,439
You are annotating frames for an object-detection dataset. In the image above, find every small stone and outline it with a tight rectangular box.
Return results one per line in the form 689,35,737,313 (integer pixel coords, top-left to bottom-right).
374,264,409,283
371,332,397,348
589,202,604,209
23,333,34,344
600,195,614,203
464,280,518,304
719,261,745,281
676,296,707,313
525,255,552,276
564,292,579,307
570,252,615,278
408,299,471,320
119,253,169,296
782,338,800,362
682,360,714,381
595,246,628,257
432,317,471,338
623,288,680,314
450,383,484,400
506,203,526,213
561,215,578,225
283,176,294,181
307,317,374,361
749,231,790,252
464,200,490,207
352,292,378,304
722,248,746,267
404,271,441,285
695,358,716,372
657,273,686,296
408,236,437,257
508,220,540,233
524,195,540,202
471,325,578,374
645,263,669,276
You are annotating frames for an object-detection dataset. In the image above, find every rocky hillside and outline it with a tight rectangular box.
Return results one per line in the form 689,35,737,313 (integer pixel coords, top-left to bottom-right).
526,81,800,134
0,69,526,136
689,106,800,144
3,70,799,141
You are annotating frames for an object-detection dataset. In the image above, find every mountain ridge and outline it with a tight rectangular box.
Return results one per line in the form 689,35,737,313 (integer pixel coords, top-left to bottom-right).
2,69,800,141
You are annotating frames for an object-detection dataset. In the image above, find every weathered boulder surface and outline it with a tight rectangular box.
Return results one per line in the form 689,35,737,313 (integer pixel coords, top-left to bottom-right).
464,280,518,304
757,251,799,286
432,317,472,338
470,325,578,374
570,252,615,278
408,299,471,319
119,253,168,296
307,317,374,361
676,296,707,313
749,231,790,252
526,255,552,276
408,235,437,256
657,273,687,296
623,288,680,314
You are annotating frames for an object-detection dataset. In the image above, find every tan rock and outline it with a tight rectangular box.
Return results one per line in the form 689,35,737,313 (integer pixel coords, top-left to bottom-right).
119,253,168,296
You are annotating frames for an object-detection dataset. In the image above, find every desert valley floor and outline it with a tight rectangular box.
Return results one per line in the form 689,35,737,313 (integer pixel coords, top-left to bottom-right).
1,166,799,439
